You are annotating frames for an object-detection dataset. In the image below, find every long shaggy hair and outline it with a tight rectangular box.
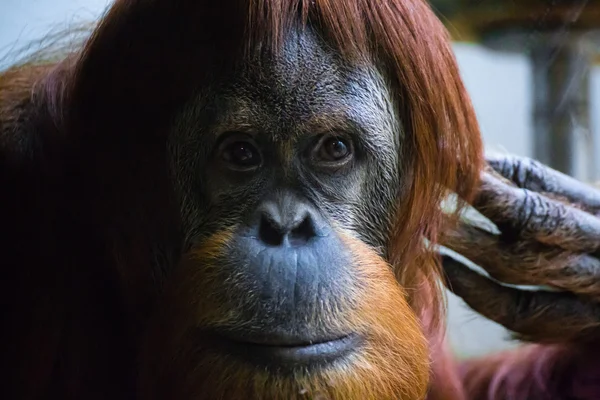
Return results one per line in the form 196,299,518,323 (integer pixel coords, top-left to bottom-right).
1,1,483,399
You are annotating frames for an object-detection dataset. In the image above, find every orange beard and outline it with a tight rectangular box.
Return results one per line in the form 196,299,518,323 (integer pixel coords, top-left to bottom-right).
138,230,430,400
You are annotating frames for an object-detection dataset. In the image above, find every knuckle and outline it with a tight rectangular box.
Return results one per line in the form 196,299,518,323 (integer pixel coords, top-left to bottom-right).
498,157,514,180
514,158,538,189
514,190,536,230
513,190,559,235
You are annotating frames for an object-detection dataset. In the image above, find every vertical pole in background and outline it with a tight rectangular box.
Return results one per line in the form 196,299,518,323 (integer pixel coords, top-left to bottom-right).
530,36,596,181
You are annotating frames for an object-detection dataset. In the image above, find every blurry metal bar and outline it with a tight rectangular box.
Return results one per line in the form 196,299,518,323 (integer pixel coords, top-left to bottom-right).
530,37,594,178
429,0,600,180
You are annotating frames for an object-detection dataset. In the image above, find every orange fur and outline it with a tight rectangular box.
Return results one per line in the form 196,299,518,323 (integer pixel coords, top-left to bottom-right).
1,1,483,399
139,229,430,400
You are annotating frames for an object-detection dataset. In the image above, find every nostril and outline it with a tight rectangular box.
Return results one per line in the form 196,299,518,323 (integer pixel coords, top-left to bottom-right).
288,215,316,246
258,215,284,246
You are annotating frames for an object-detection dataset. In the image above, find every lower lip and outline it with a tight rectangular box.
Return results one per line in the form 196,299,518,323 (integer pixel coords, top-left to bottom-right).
210,333,361,370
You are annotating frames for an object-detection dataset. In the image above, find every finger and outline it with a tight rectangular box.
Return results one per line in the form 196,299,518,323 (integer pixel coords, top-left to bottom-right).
486,153,600,214
442,254,600,343
441,222,600,298
473,172,600,254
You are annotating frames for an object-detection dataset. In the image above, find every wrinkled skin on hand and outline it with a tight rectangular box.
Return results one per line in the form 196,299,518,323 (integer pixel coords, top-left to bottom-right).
441,153,600,344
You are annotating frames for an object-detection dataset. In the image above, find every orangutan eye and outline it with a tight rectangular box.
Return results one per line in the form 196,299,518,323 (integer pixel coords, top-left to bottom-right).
219,134,262,171
313,134,354,166
223,142,260,167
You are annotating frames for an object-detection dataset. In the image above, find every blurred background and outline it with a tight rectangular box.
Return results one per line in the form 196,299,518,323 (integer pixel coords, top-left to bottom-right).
2,0,599,359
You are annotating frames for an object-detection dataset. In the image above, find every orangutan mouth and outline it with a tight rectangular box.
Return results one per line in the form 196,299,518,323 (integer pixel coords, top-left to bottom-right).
209,330,362,370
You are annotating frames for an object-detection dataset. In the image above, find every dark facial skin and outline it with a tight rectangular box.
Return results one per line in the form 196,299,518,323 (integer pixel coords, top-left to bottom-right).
166,25,403,369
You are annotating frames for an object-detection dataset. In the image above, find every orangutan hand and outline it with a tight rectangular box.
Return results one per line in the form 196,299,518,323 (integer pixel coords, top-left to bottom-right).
441,153,600,344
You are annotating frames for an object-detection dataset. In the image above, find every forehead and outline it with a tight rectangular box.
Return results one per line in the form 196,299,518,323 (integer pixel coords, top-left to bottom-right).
211,25,396,142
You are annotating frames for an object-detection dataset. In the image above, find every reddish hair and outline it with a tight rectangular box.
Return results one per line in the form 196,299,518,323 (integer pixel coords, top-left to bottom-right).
56,0,483,322
2,0,483,398
459,343,600,399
